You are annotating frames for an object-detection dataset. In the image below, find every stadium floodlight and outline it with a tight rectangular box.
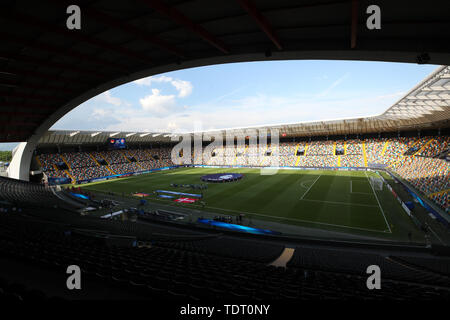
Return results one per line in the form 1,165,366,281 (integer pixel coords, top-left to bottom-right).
163,134,171,137
152,133,162,137
69,131,80,137
110,132,120,137
91,132,102,137
126,133,136,137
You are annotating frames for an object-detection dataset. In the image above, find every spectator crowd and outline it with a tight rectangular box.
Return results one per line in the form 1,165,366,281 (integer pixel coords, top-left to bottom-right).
38,147,174,183
37,136,449,212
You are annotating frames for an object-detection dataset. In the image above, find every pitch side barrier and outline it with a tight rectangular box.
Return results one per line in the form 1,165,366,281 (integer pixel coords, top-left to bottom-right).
386,170,450,228
75,165,181,185
48,177,72,185
189,164,369,171
138,206,431,254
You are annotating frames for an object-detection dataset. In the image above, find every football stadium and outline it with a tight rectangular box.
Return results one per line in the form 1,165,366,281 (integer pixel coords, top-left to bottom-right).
1,0,450,309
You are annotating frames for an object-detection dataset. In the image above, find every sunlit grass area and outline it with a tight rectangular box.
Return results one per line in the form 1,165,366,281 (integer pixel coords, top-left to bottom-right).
81,167,421,240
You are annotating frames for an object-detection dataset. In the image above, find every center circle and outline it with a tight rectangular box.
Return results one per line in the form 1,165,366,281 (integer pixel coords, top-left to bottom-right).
201,173,244,183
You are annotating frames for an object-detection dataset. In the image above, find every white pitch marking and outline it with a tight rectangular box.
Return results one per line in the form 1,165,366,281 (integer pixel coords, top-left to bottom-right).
300,179,315,189
300,175,321,200
427,224,445,245
366,171,392,233
199,204,390,234
123,182,390,234
300,198,379,208
349,179,372,194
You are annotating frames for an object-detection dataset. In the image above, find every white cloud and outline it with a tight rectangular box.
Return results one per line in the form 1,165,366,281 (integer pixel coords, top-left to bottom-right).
95,90,123,106
133,75,173,86
171,79,193,97
133,78,152,86
96,88,401,134
91,108,108,118
139,89,177,115
133,76,194,117
53,86,406,134
134,76,193,98
53,68,412,134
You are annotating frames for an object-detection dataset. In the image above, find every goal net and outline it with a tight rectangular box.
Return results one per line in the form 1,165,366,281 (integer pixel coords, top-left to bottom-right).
369,177,383,191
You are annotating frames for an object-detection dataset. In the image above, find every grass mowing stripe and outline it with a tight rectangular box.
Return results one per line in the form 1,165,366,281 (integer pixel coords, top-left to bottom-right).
242,172,304,212
300,198,379,208
148,195,390,233
82,167,420,238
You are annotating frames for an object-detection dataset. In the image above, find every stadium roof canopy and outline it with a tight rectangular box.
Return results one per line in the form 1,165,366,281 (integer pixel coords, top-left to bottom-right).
2,0,450,145
38,65,450,145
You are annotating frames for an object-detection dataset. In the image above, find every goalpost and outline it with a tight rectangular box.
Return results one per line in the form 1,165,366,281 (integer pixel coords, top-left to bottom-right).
369,176,383,191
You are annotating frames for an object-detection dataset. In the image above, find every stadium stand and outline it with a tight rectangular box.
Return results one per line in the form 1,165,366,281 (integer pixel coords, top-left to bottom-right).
390,255,450,277
0,176,86,211
418,136,450,157
154,236,285,263
391,156,449,211
1,0,450,304
0,209,449,301
287,246,450,287
38,147,174,183
36,136,449,212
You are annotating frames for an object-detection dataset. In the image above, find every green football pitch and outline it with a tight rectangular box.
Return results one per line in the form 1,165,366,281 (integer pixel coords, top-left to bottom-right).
81,167,421,240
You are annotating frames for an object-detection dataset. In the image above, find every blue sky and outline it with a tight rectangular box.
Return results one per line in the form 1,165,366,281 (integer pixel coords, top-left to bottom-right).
52,60,438,134
0,60,439,151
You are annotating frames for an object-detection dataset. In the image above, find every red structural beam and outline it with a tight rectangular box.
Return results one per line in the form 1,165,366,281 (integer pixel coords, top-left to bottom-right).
0,122,38,127
0,134,33,141
0,80,76,94
0,65,98,86
0,53,109,79
137,0,230,54
0,112,49,118
236,0,282,50
6,11,154,65
0,91,67,101
0,102,57,111
64,3,185,58
0,31,128,73
0,130,30,134
0,131,32,138
43,0,184,57
351,0,358,49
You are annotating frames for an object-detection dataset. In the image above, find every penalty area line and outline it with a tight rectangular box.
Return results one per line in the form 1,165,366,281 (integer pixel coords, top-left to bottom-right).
300,175,321,200
300,198,379,208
